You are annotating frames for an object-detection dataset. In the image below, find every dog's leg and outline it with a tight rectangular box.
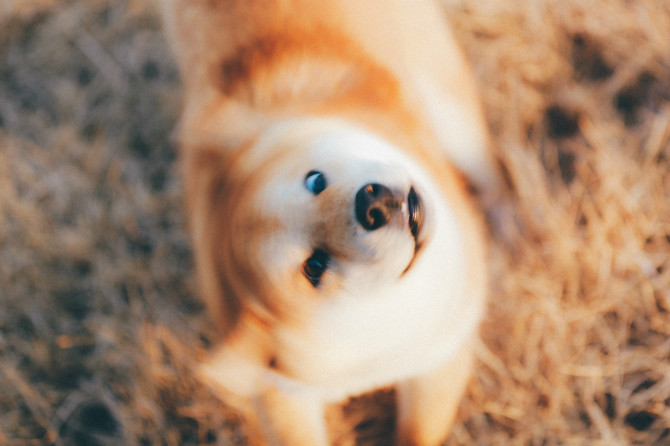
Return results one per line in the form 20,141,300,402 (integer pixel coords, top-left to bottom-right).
396,343,473,446
252,387,329,446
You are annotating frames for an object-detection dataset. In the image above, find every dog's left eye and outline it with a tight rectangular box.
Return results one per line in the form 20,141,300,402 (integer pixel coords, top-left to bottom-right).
303,249,329,287
304,170,327,195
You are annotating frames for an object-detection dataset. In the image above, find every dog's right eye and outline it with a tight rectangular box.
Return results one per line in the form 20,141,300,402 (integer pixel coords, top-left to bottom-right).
304,170,327,195
303,249,329,287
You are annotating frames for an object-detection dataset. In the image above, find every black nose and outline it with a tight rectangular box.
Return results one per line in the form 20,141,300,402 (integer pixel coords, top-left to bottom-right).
355,183,398,230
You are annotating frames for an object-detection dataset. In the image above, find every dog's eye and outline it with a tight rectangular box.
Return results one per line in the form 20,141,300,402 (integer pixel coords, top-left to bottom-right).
303,249,329,287
304,170,327,195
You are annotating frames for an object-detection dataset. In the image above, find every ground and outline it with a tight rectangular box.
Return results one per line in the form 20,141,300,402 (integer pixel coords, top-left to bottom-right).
1,0,670,445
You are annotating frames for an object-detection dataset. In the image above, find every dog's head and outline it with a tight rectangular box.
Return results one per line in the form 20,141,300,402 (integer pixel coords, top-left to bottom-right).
190,118,445,334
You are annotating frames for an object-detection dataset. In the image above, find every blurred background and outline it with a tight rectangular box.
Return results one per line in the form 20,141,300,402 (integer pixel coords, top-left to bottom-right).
1,0,670,444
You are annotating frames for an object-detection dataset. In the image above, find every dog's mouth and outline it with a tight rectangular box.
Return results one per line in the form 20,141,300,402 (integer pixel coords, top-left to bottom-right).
408,187,423,242
403,187,425,275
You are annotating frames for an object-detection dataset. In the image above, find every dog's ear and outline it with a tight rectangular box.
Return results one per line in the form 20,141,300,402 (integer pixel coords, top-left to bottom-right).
177,102,263,336
181,146,238,335
179,119,266,338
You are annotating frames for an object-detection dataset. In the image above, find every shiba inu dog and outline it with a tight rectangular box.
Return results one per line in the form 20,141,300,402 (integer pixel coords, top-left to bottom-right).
160,0,498,444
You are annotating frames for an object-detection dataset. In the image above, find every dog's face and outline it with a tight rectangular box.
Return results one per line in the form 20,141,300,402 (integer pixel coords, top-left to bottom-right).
212,119,435,320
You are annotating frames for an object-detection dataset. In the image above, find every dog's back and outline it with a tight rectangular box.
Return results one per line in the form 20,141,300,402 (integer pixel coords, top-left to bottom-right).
161,0,496,190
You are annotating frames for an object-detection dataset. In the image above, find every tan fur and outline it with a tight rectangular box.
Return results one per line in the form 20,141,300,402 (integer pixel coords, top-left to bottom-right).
161,0,497,444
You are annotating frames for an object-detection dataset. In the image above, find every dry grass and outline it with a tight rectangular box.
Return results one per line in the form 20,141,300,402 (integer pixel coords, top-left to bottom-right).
1,0,669,444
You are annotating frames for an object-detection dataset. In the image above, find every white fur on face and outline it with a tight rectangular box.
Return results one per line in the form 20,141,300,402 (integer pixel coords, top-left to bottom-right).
212,118,477,400
247,118,432,297
253,120,475,400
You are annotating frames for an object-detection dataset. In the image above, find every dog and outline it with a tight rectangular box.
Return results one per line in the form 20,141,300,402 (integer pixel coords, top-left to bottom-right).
160,0,498,444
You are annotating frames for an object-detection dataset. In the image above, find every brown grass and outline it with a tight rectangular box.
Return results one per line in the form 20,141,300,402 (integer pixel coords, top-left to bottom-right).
1,0,669,444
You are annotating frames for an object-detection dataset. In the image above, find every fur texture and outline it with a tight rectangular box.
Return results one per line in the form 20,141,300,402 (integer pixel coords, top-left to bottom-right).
160,0,498,444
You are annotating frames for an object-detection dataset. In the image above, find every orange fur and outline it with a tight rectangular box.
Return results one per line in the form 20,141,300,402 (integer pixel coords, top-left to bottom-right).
161,0,496,444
